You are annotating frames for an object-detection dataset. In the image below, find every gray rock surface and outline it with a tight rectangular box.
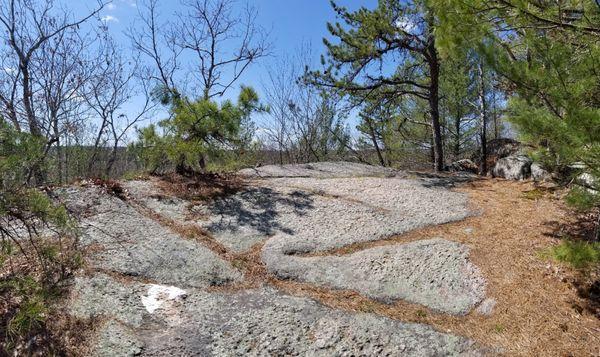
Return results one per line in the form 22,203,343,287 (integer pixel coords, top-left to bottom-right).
530,163,552,182
206,177,472,254
92,320,143,357
122,180,190,222
576,172,598,190
58,186,241,287
118,175,482,314
264,239,485,315
71,274,149,328
61,163,491,355
238,161,399,179
71,275,483,357
255,178,484,314
448,159,479,174
195,185,316,252
491,155,532,180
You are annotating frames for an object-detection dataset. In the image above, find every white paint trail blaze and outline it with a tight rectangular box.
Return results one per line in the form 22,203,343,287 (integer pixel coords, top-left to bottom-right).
141,284,187,313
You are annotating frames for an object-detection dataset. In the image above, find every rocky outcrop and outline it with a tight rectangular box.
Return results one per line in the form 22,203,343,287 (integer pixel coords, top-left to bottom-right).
531,163,552,181
263,238,486,315
63,167,490,355
448,159,479,174
237,161,399,179
73,276,484,356
57,185,243,287
491,155,533,180
486,138,524,159
473,138,526,171
576,173,598,192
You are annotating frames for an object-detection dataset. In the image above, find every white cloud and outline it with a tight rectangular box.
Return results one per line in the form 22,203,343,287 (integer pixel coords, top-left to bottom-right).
106,3,116,10
101,15,119,23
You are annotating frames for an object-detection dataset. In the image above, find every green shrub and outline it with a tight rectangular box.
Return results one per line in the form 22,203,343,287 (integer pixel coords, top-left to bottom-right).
1,120,81,354
135,86,265,175
543,240,600,270
121,170,150,181
565,186,600,212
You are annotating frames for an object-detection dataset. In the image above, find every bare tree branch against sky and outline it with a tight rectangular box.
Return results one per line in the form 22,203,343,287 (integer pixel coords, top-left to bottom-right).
67,0,377,129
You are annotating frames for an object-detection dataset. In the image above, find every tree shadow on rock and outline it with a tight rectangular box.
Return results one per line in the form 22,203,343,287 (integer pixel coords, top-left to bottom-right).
205,187,315,236
412,172,480,189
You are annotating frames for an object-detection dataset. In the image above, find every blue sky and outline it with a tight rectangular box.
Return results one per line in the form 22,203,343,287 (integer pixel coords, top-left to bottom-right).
70,0,378,134
93,0,376,69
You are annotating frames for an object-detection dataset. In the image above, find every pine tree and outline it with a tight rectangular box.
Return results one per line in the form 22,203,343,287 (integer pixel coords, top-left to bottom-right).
136,86,264,174
434,0,600,226
308,0,447,171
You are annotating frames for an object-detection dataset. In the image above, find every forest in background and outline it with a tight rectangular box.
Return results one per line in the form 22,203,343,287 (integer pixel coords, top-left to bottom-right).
0,0,515,183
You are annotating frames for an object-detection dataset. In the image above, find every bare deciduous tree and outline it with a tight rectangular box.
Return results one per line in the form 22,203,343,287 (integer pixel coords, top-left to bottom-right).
129,0,180,93
263,49,350,165
131,0,270,100
85,34,156,177
36,28,98,183
176,0,270,99
0,0,106,182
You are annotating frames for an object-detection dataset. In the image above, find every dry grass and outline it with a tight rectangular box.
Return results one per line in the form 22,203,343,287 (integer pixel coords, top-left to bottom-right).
127,175,600,356
156,172,246,202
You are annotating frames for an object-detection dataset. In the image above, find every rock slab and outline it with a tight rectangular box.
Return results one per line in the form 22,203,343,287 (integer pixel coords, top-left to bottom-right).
238,161,399,179
71,275,483,356
263,239,486,315
58,186,242,287
492,155,532,180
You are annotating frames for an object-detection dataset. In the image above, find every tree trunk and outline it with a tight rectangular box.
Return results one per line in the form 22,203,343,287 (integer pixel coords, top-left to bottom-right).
21,63,47,184
427,43,444,172
278,144,283,165
88,119,109,176
50,109,63,184
55,139,63,185
478,61,488,175
106,144,119,178
454,106,462,159
366,117,386,166
492,80,500,139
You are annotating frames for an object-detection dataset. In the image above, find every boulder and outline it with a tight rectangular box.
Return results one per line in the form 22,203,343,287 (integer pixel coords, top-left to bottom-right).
576,173,597,191
475,138,526,171
531,163,552,182
486,138,524,159
492,155,532,180
447,159,479,174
